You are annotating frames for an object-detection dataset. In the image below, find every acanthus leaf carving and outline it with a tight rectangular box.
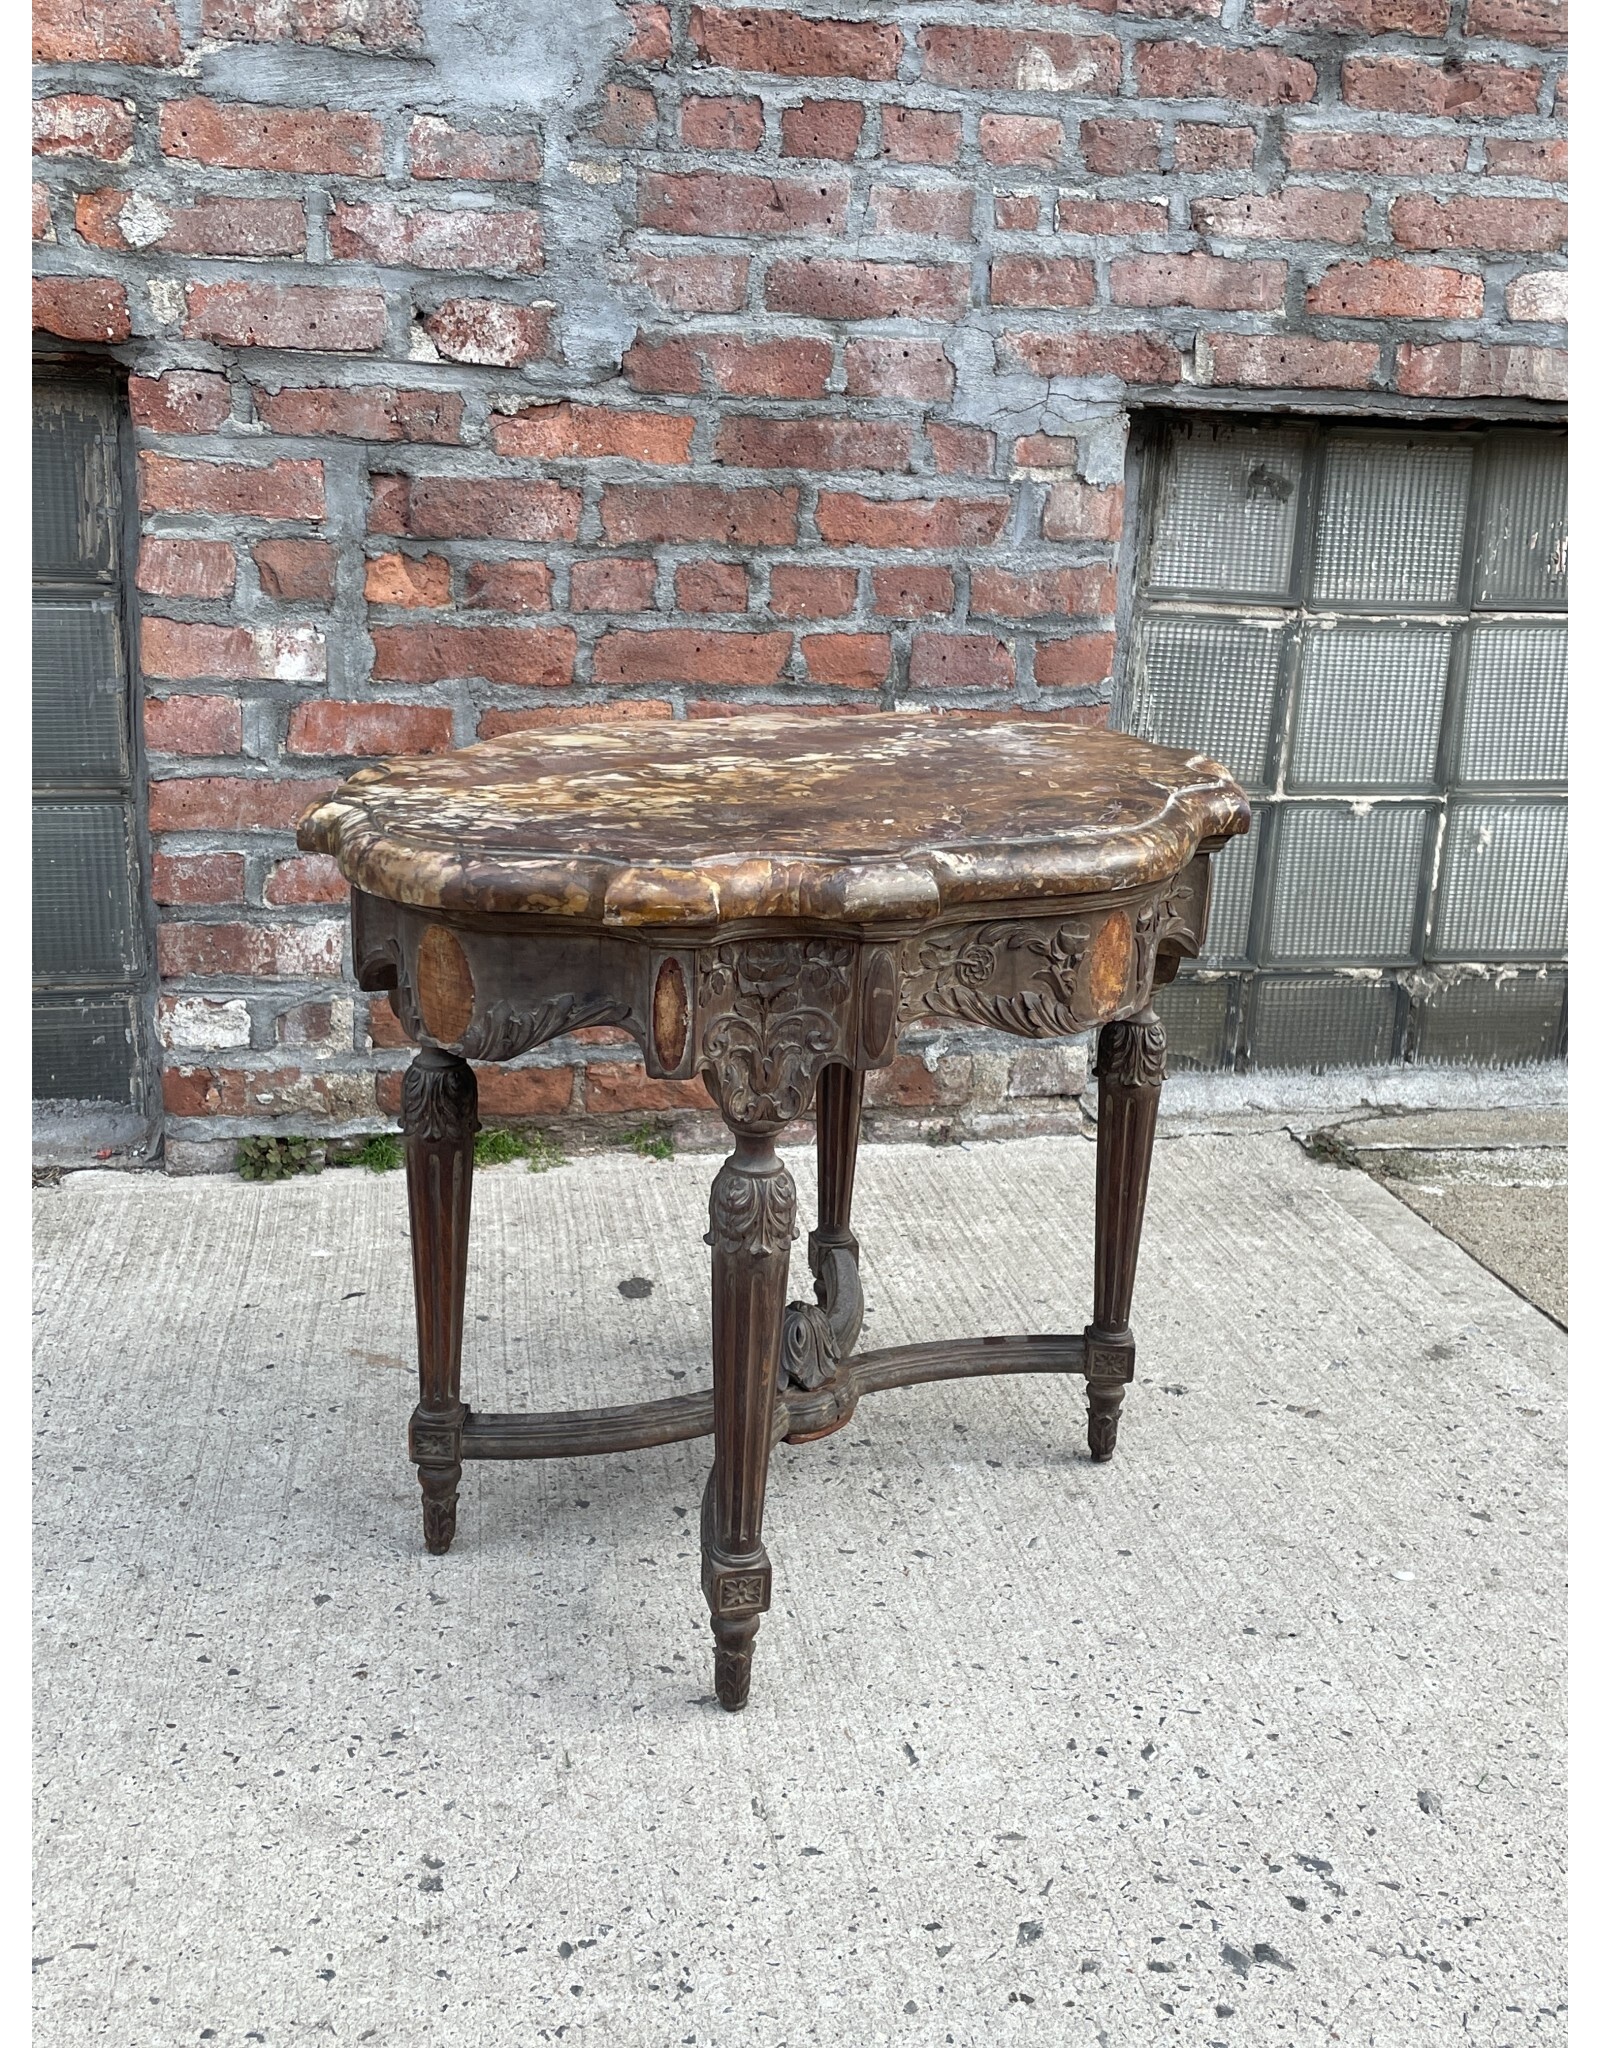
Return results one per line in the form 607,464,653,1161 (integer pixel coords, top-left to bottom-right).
697,939,853,1131
1094,1014,1168,1091
401,1052,480,1145
707,1159,798,1260
460,992,631,1064
900,919,1096,1038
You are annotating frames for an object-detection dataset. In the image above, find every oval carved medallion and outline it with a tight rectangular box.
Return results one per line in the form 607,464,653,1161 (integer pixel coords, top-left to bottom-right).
652,956,689,1072
860,947,897,1062
416,924,476,1045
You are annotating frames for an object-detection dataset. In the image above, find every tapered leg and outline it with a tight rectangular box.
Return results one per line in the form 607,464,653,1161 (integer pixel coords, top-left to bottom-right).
402,1047,479,1552
814,1061,864,1261
703,1130,797,1710
1085,1008,1167,1462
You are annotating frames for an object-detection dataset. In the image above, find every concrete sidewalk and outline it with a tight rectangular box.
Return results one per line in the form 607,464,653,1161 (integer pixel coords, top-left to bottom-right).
34,1132,1566,2047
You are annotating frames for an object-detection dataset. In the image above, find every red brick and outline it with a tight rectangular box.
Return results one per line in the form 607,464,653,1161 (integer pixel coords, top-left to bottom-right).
33,277,129,342
1504,270,1566,321
689,7,903,80
1390,195,1566,252
1035,635,1116,689
587,83,665,144
76,188,304,256
287,701,453,757
32,183,52,239
366,994,409,1047
881,106,961,165
863,1052,950,1110
264,854,347,905
1000,329,1184,382
475,1067,575,1117
144,694,243,755
32,94,136,162
1055,199,1169,235
159,98,382,175
142,619,324,681
593,630,791,686
714,417,912,473
928,424,993,476
370,475,581,542
1116,0,1225,12
201,0,420,48
1136,42,1317,103
908,634,1015,693
843,338,955,398
768,258,968,321
148,777,335,833
251,385,462,443
991,255,1096,309
1254,0,1447,24
972,566,1118,618
422,298,551,367
157,915,343,979
1485,139,1566,180
255,539,337,603
687,699,879,721
137,539,236,599
1203,332,1381,388
639,170,847,238
682,95,764,150
1042,481,1125,542
363,551,450,608
478,702,672,738
623,4,671,64
570,559,657,611
781,99,864,161
632,251,749,312
1080,119,1162,174
1341,58,1541,117
464,561,554,613
1395,342,1566,399
1191,188,1368,244
869,184,973,239
273,1001,338,1046
35,0,180,63
370,625,577,687
1464,0,1566,43
584,1063,711,1114
621,335,703,395
184,281,386,352
702,336,832,397
769,566,856,618
979,114,1063,169
331,202,543,273
871,567,954,617
816,494,1010,549
490,402,694,464
140,453,324,520
801,633,891,688
1113,252,1285,311
919,29,1120,95
1174,123,1256,171
1283,129,1469,175
600,484,798,546
150,852,246,905
407,114,541,180
1013,434,1079,473
675,561,749,613
129,369,231,433
1307,260,1484,319
994,192,1042,232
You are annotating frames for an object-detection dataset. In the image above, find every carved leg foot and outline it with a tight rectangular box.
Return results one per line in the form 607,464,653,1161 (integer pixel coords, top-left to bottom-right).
1084,1011,1165,1464
703,1132,795,1712
403,1048,478,1553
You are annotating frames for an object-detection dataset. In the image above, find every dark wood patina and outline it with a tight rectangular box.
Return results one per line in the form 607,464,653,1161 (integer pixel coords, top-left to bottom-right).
299,712,1249,1711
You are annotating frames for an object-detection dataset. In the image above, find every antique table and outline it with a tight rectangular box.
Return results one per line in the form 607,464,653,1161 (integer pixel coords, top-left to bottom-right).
299,713,1249,1710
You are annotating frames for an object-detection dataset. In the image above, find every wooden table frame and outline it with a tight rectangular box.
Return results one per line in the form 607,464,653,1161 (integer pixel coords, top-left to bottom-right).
354,847,1221,1711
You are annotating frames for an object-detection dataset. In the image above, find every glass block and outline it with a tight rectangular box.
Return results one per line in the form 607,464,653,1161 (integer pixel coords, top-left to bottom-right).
1264,802,1431,962
1288,621,1451,789
31,996,138,1104
33,381,119,583
1130,613,1283,785
1412,970,1566,1066
1198,828,1256,963
1474,432,1567,610
1311,435,1474,607
1433,799,1566,957
1456,621,1567,786
33,601,128,787
1146,423,1306,599
1248,976,1400,1071
1152,975,1234,1071
32,802,140,980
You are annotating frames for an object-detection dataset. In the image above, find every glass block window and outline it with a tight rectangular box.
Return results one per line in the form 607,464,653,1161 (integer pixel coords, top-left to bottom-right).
33,371,154,1107
1125,416,1567,1071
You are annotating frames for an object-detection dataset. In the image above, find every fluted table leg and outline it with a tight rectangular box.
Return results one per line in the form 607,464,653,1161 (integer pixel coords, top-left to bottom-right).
1085,1009,1167,1462
402,1047,478,1553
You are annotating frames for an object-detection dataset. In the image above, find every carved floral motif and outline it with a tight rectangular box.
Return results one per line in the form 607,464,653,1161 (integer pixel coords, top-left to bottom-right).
901,919,1098,1037
707,1159,799,1260
401,1052,480,1145
1094,1015,1168,1091
460,993,630,1063
698,940,854,1129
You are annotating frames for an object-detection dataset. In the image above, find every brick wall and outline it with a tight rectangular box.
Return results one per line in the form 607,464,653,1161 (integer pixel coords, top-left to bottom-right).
32,0,1566,1167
